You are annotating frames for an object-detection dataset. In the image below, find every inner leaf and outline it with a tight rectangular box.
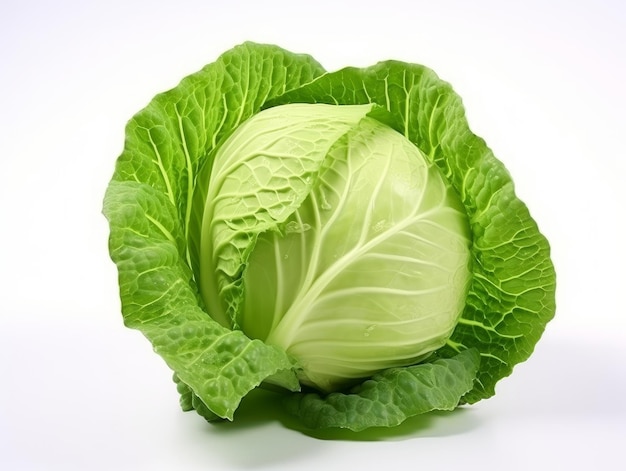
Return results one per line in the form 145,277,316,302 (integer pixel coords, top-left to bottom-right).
240,116,472,392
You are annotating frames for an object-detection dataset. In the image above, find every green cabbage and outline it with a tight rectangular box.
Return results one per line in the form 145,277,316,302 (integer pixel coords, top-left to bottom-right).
103,42,556,431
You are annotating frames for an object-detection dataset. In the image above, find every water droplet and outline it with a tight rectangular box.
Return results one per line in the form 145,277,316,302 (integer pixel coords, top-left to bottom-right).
285,220,311,234
372,219,387,233
364,324,376,337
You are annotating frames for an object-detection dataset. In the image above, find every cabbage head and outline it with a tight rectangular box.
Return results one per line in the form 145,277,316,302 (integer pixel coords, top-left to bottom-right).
103,42,555,431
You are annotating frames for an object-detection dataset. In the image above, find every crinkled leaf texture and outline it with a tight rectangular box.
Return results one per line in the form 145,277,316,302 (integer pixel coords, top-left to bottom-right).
103,42,555,430
269,62,556,404
198,103,378,329
285,348,480,431
103,43,325,420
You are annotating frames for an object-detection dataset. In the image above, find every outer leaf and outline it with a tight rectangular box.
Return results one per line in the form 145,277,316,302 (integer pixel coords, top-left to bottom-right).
103,181,298,420
284,348,480,431
103,43,326,419
269,61,556,403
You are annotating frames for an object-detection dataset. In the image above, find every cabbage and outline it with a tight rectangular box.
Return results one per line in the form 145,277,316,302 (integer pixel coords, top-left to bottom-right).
103,42,556,431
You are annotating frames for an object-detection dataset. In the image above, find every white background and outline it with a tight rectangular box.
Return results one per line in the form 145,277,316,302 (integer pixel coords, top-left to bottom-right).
1,0,625,469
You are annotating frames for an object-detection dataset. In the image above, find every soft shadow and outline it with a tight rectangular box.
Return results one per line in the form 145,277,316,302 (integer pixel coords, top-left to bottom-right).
191,388,326,469
294,407,480,441
209,387,304,432
181,386,483,468
208,387,482,442
283,406,481,441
